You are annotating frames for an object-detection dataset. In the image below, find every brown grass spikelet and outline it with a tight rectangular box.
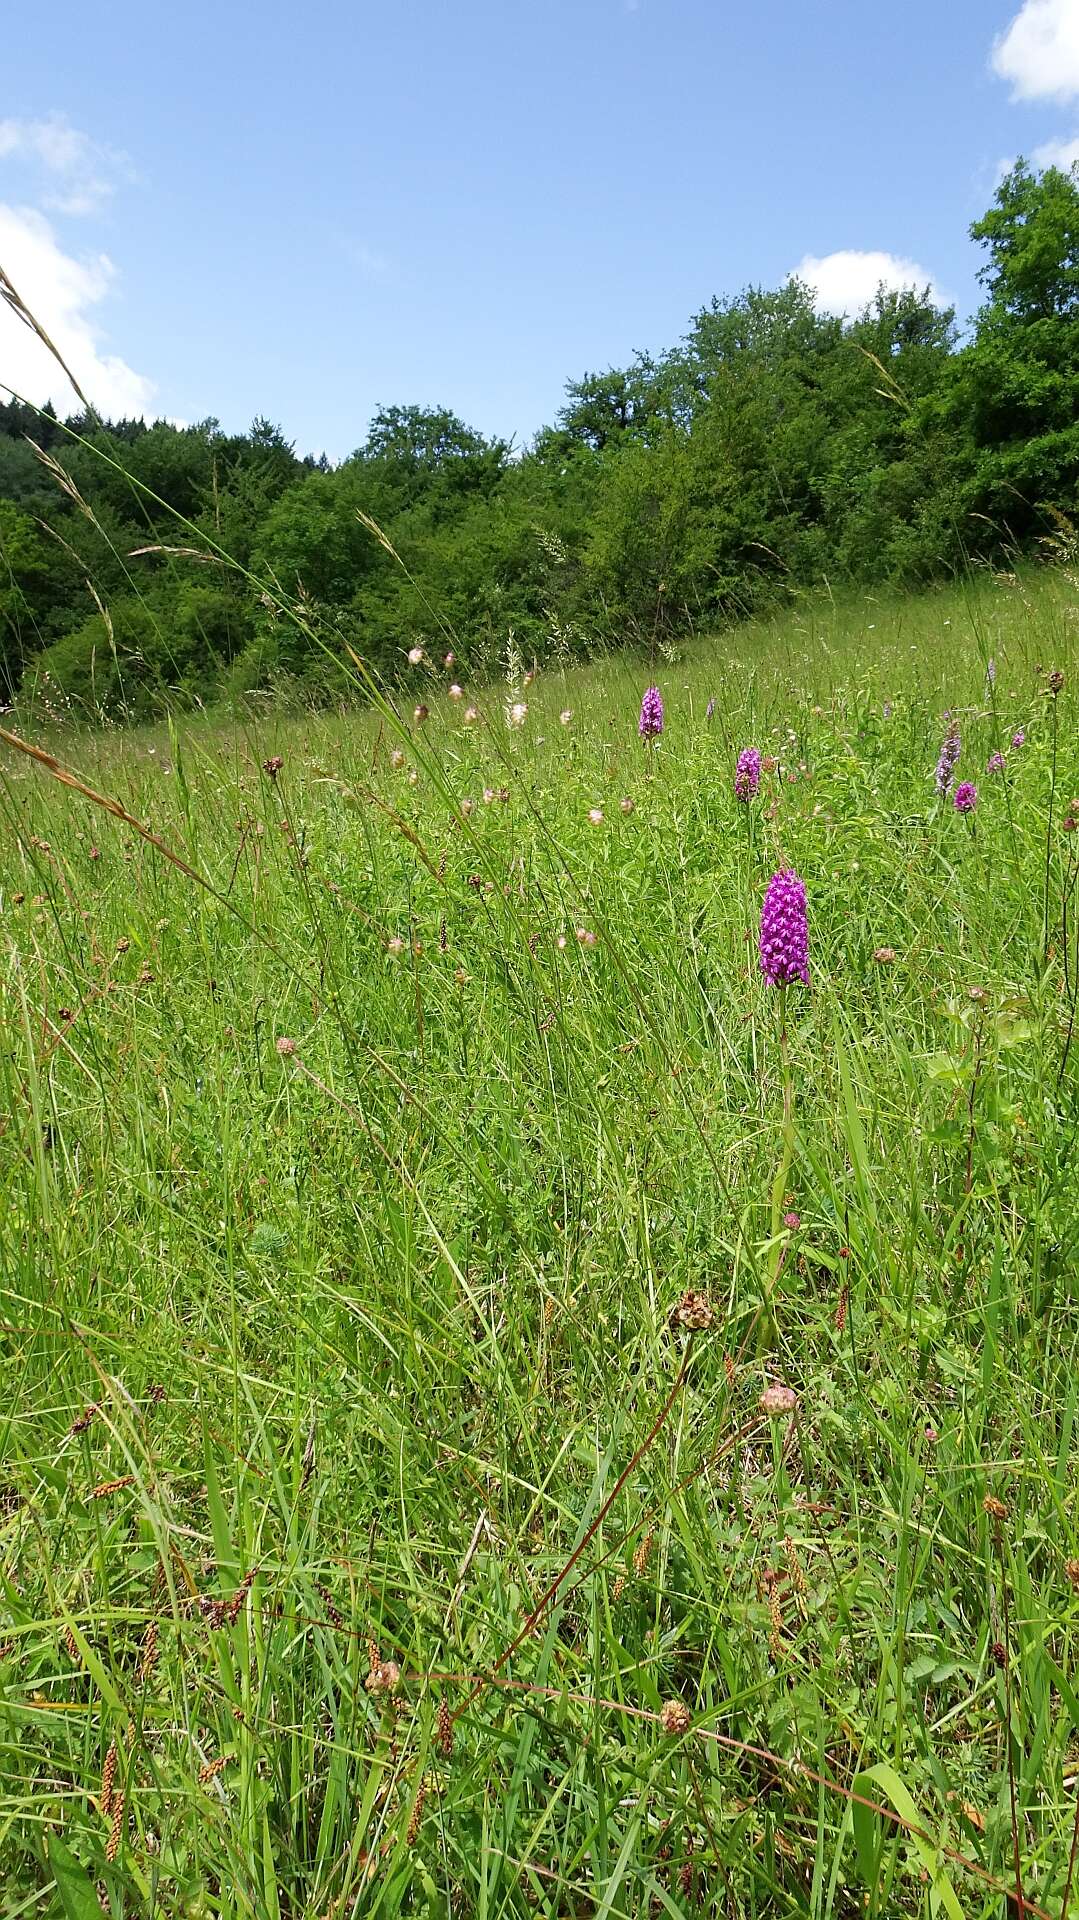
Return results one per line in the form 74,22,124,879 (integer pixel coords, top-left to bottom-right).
543,1296,555,1327
139,1619,159,1683
724,1352,735,1389
767,1577,784,1661
983,1494,1009,1523
633,1529,655,1578
1066,1558,1079,1592
90,1475,135,1500
437,1695,454,1758
612,1574,625,1603
784,1535,808,1608
316,1584,345,1631
69,1402,100,1435
225,1567,257,1624
105,1792,125,1863
406,1779,427,1846
198,1753,232,1785
63,1624,79,1662
835,1284,848,1334
99,1740,118,1817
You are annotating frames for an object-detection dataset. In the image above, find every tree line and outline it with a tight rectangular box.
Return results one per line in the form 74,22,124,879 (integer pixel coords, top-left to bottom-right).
2,159,1078,720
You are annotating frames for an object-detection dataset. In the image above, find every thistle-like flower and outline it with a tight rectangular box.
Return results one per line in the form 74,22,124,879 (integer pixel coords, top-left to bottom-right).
734,746,761,801
638,685,664,740
953,781,978,813
759,869,809,986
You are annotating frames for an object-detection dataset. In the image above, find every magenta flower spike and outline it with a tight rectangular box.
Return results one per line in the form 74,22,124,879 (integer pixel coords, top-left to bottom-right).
639,686,664,740
953,781,978,813
735,746,761,801
759,869,809,986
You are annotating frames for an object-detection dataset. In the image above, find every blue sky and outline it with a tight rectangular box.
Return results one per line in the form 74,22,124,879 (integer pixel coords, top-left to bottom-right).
2,0,1078,458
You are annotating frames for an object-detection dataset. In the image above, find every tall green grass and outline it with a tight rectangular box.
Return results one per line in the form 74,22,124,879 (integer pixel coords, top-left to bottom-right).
3,566,1079,1917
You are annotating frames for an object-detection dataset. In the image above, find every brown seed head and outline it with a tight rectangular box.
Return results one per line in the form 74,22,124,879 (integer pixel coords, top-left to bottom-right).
275,1035,297,1057
760,1383,798,1419
1066,1558,1079,1592
873,946,897,963
437,1694,454,1756
263,755,284,780
983,1494,1008,1522
105,1792,126,1863
659,1698,691,1736
100,1740,118,1817
674,1289,714,1332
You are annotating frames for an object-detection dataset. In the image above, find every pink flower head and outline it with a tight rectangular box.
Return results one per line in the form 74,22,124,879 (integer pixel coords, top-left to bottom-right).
638,686,664,739
953,781,978,813
1011,728,1025,750
759,869,809,986
987,751,1005,774
734,746,761,802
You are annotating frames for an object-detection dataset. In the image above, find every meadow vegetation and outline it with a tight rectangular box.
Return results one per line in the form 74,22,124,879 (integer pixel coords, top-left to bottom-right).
4,565,1079,1916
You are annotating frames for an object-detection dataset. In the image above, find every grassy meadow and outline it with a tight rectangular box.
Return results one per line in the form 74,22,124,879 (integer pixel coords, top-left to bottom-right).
5,567,1079,1917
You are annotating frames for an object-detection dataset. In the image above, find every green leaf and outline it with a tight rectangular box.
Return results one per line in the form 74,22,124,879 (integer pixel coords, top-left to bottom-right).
48,1836,102,1920
853,1763,964,1920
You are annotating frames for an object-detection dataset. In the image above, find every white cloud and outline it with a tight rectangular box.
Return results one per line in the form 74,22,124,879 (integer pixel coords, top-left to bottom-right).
992,0,1079,104
0,203,157,418
0,114,129,216
793,249,945,319
1032,132,1079,170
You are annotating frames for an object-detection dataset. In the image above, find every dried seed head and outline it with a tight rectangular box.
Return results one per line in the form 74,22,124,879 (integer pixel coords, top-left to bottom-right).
100,1740,118,1817
612,1573,625,1603
262,755,284,780
105,1792,126,1863
633,1529,655,1578
983,1494,1008,1522
407,1779,427,1846
674,1289,714,1332
70,1402,100,1435
659,1698,691,1736
198,1753,232,1785
139,1619,159,1683
275,1035,297,1057
365,1658,401,1695
1065,1559,1079,1592
834,1285,849,1335
873,946,897,963
437,1695,454,1757
759,1383,798,1419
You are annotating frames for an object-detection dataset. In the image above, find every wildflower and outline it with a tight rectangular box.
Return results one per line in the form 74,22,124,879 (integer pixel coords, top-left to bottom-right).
782,1211,801,1231
523,668,536,687
390,748,406,771
89,846,101,860
560,709,573,726
734,746,761,802
386,936,405,956
986,657,996,691
508,701,528,728
1011,728,1025,749
706,696,716,721
760,1383,798,1418
443,651,455,668
448,683,463,701
934,722,961,796
620,796,635,815
638,685,664,739
413,704,429,725
407,646,424,666
365,1658,401,1695
659,1699,691,1736
674,1289,714,1331
575,927,597,947
983,1494,1008,1523
463,706,479,725
759,869,809,987
263,755,284,780
587,807,604,825
761,754,777,774
407,768,419,786
275,1036,297,1057
873,946,897,963
482,787,496,805
953,781,978,813
1047,669,1065,696
986,751,1005,774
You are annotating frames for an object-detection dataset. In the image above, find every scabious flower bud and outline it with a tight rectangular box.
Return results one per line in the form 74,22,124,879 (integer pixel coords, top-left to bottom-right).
934,722,961,796
986,751,1005,774
953,781,978,813
734,746,761,801
638,686,664,739
759,869,809,986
